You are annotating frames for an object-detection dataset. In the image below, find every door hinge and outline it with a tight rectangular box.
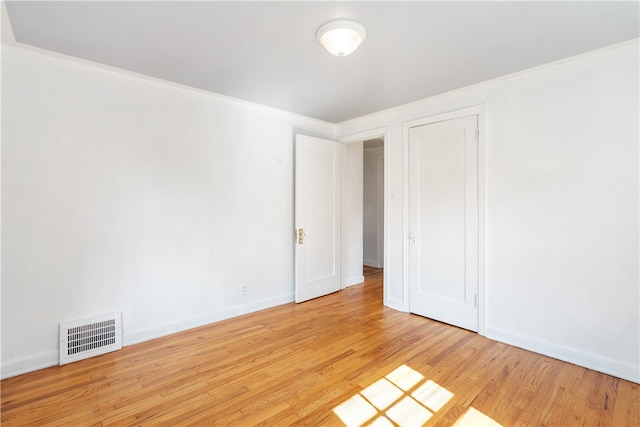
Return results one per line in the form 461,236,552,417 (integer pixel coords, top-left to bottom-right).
297,228,304,244
474,294,479,308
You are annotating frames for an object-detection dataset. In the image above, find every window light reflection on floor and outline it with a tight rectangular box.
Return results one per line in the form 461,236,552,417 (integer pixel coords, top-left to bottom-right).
332,364,502,427
452,407,503,427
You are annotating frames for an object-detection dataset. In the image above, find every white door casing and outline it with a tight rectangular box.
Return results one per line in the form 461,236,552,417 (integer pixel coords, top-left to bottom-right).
294,134,342,303
408,115,479,331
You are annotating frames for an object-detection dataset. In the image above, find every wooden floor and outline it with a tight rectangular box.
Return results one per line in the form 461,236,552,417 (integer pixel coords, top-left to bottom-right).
2,267,638,426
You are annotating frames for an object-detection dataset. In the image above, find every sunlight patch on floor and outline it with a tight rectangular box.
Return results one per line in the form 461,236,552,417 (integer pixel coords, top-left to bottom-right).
332,364,502,427
333,394,378,426
361,378,404,410
385,364,424,391
452,407,503,427
412,380,454,412
385,396,433,425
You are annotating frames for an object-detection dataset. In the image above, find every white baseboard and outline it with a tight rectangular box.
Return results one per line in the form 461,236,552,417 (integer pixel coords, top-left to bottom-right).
1,350,59,380
385,297,405,312
124,292,294,346
343,275,365,288
12,299,634,384
1,293,294,380
486,326,640,384
364,259,381,268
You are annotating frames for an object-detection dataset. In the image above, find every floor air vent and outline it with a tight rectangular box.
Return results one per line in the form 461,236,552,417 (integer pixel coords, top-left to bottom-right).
59,311,123,365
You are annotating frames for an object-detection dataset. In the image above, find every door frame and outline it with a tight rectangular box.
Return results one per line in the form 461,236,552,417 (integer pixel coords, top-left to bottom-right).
340,127,390,306
403,106,486,336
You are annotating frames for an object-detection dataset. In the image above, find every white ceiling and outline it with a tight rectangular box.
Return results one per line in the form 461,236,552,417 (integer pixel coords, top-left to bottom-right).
5,1,639,123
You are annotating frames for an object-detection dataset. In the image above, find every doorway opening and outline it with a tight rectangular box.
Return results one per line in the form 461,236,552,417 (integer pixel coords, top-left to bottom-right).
363,137,384,299
340,128,389,306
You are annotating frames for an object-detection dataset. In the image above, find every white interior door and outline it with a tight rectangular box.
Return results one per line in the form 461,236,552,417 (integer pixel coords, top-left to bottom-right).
295,134,341,303
409,115,479,331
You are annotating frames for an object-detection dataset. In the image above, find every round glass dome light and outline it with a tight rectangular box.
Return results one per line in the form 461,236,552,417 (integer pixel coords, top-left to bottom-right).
316,19,366,57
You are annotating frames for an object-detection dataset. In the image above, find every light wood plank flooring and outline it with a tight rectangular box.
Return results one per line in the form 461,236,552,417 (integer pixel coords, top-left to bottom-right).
2,266,638,426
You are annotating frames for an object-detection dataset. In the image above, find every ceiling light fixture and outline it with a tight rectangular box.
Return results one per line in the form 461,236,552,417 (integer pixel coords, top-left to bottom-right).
316,19,366,57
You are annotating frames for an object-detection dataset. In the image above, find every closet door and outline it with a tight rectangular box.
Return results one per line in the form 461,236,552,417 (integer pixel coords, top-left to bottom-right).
408,115,479,331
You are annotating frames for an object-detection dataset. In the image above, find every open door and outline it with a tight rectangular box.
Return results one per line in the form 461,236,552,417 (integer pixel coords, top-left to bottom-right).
295,134,342,303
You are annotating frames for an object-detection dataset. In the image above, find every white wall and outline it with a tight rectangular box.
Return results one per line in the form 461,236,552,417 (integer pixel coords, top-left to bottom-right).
1,45,336,378
338,40,640,382
363,146,384,268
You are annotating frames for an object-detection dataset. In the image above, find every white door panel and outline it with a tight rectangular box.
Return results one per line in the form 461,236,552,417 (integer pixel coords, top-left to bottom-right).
409,115,479,331
295,134,341,303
